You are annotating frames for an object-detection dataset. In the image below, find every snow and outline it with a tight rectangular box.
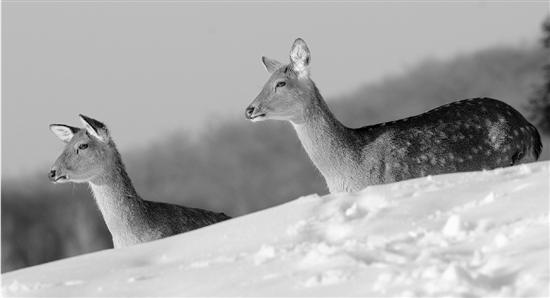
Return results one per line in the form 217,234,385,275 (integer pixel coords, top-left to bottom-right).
2,161,549,297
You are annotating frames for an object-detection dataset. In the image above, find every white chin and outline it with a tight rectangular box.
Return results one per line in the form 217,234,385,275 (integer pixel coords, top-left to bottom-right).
250,116,266,122
70,177,92,183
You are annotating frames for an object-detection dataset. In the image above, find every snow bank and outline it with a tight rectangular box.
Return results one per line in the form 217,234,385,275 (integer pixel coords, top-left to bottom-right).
3,161,549,297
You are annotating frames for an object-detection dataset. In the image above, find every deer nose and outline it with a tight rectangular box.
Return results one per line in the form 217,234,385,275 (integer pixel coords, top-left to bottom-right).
47,169,56,181
245,106,255,119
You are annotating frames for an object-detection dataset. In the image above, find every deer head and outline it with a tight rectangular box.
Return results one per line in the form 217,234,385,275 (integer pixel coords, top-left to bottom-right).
48,115,113,183
245,38,319,125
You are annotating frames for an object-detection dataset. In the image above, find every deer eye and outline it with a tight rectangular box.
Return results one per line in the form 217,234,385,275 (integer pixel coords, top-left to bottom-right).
78,144,88,150
276,81,286,88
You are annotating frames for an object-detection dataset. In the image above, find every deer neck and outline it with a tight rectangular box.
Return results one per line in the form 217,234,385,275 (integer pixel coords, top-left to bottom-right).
87,150,144,241
292,88,357,188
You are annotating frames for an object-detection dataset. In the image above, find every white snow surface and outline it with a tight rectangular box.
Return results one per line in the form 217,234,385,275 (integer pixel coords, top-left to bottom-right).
3,161,549,297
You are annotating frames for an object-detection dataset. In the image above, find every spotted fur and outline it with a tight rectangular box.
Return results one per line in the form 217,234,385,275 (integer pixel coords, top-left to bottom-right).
245,38,542,193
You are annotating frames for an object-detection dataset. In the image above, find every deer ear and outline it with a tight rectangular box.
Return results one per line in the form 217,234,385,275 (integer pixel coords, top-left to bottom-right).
49,124,80,143
79,114,110,143
289,38,310,78
262,56,283,74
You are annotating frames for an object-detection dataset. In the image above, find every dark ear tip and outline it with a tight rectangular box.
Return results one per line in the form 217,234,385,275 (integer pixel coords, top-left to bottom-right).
294,38,306,45
79,114,102,127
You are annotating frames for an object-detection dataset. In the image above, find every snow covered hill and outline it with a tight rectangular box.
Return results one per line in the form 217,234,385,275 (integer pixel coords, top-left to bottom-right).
3,161,549,297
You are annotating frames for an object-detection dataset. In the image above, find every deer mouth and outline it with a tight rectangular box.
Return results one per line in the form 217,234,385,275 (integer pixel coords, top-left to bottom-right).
51,175,69,183
249,114,266,122
245,106,267,122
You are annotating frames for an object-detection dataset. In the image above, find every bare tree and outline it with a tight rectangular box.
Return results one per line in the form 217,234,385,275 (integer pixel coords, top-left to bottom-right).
527,17,550,136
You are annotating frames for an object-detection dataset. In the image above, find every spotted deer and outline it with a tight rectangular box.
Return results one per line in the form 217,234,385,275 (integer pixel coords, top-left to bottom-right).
48,115,231,248
245,38,542,193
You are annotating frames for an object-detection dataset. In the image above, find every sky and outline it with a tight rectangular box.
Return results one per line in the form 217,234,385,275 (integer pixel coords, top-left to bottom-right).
2,1,548,179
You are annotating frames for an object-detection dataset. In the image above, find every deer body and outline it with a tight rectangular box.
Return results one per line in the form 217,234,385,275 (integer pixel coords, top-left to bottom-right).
245,38,543,193
48,115,230,248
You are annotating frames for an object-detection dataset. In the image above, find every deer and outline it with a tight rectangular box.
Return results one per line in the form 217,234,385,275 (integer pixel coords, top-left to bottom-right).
245,38,543,193
48,115,231,248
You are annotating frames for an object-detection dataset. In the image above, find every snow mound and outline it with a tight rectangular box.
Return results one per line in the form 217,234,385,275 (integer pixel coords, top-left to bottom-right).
3,162,549,297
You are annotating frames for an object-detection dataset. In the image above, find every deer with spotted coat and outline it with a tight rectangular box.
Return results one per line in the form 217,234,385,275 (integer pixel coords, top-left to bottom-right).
245,38,542,193
48,115,231,248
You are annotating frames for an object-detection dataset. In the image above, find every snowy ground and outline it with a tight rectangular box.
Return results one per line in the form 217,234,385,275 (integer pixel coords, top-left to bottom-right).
2,161,549,297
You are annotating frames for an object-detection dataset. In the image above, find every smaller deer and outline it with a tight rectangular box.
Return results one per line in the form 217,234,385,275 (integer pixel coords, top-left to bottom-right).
48,115,230,248
245,38,543,193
